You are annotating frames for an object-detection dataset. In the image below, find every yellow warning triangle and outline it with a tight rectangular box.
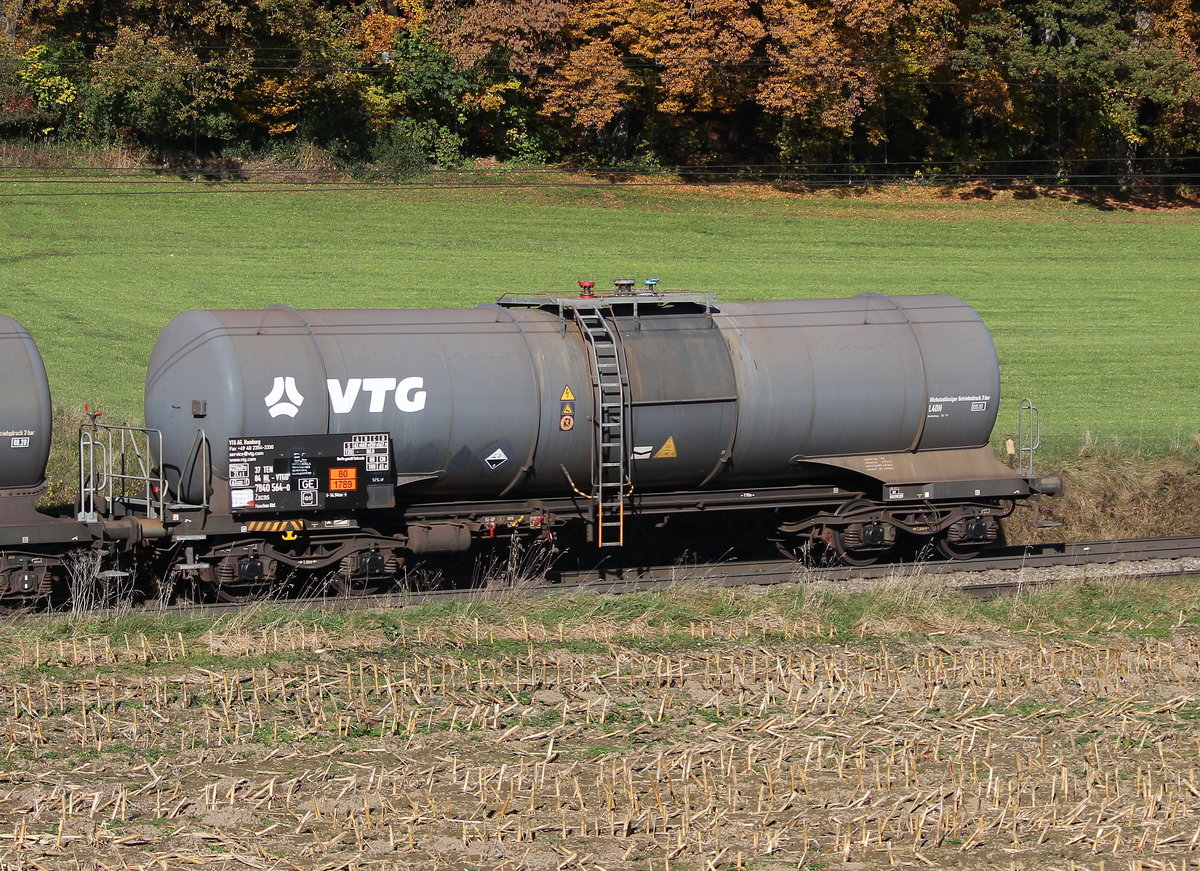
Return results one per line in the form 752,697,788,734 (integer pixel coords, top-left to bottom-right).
561,403,574,416
560,385,575,401
653,436,677,459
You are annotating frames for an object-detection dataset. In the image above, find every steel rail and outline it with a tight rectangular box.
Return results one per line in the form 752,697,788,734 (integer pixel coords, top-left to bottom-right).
104,533,1200,619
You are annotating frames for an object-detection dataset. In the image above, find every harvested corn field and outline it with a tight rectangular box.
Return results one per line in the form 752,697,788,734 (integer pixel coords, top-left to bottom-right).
2,581,1200,870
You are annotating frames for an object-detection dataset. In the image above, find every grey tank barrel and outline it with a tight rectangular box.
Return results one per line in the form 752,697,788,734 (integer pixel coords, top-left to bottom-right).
145,294,1002,506
0,315,52,490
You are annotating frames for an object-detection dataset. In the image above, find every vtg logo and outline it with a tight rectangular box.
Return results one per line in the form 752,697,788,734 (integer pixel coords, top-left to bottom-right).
264,376,304,418
327,377,427,413
265,376,427,418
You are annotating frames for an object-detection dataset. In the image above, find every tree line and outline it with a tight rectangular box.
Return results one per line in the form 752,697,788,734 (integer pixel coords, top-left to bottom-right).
2,0,1198,186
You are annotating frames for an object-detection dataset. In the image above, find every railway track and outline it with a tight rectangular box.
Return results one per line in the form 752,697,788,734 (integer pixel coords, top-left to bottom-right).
105,533,1200,618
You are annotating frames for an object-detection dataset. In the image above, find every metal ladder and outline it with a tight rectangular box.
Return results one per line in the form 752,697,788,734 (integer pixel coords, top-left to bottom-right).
1017,398,1040,477
1017,398,1062,528
573,305,630,546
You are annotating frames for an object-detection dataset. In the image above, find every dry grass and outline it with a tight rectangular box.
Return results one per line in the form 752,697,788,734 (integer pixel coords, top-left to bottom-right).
0,141,152,171
3,597,1200,869
1011,445,1200,545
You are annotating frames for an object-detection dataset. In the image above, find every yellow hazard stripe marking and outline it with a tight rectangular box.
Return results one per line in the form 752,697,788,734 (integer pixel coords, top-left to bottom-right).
246,520,306,532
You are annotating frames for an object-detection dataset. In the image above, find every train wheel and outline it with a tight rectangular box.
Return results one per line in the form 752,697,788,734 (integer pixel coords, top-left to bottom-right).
207,555,278,602
829,500,892,567
331,553,398,597
933,534,981,561
831,527,881,567
0,566,51,613
934,516,1001,561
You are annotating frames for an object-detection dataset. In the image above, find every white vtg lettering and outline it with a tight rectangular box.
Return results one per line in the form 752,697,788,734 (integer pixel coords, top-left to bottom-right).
327,377,427,414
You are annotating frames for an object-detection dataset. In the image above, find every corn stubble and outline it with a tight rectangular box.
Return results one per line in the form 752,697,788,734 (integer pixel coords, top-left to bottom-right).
2,616,1200,870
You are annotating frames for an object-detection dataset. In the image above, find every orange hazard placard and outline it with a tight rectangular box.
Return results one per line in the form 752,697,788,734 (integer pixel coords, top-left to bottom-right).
329,467,358,490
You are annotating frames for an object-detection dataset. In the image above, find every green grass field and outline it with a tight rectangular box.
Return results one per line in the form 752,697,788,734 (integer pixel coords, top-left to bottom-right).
2,177,1198,455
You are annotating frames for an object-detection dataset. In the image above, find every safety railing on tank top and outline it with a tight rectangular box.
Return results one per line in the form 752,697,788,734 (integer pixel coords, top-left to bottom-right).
78,422,167,522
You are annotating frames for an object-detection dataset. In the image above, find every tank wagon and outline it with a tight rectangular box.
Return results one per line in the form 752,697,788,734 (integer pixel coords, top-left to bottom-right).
0,287,1062,607
117,286,1061,599
0,316,91,604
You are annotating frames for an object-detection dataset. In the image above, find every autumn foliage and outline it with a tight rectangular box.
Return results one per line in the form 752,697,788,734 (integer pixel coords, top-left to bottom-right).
0,0,1197,181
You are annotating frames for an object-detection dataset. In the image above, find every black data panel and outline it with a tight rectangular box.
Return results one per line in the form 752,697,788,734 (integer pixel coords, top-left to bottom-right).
227,433,394,513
